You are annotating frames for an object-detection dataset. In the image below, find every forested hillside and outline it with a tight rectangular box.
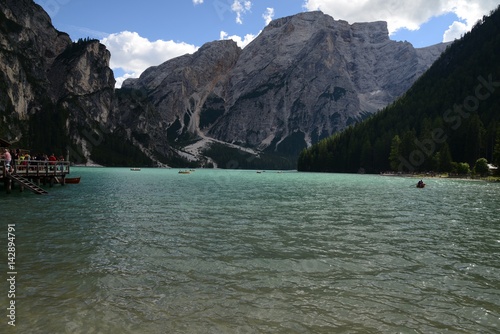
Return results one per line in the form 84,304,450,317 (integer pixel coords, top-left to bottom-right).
298,5,500,174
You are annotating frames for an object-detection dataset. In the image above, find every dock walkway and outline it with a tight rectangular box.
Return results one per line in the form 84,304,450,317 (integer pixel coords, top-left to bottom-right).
1,159,71,195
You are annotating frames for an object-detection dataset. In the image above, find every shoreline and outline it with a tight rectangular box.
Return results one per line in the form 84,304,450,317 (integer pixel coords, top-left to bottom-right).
380,172,500,182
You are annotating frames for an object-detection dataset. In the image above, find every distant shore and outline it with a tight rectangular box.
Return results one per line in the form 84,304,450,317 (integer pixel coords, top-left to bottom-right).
380,172,500,182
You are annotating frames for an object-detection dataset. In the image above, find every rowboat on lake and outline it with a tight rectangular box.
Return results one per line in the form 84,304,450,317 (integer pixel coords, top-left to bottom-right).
65,177,81,184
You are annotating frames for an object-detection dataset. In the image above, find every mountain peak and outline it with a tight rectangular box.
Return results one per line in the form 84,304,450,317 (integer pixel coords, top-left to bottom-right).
116,9,448,166
264,11,389,44
351,21,389,44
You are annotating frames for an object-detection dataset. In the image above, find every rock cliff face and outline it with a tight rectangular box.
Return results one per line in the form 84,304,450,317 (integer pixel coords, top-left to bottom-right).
0,1,449,168
0,0,116,163
121,40,242,162
124,11,449,164
0,0,70,122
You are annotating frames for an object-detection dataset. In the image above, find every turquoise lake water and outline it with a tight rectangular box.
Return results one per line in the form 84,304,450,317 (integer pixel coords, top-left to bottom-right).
1,168,500,333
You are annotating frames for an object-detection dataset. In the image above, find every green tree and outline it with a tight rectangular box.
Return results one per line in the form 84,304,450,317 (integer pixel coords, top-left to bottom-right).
431,152,441,172
493,127,500,167
464,114,485,165
474,158,489,176
399,131,419,172
439,142,453,172
360,139,372,169
455,162,471,175
400,131,417,160
389,135,401,171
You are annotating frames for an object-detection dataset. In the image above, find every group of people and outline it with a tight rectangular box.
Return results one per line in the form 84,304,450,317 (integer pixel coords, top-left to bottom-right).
2,148,64,173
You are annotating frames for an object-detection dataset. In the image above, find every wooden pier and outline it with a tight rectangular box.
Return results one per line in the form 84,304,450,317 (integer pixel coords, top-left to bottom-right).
1,160,71,195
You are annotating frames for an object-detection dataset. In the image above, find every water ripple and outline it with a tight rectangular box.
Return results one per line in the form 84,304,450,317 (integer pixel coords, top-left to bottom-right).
4,169,500,333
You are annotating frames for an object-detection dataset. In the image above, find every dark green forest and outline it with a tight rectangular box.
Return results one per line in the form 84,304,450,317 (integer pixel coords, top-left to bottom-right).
298,5,500,174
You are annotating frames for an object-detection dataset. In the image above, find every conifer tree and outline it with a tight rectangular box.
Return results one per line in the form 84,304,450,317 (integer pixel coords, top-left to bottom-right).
439,142,453,173
389,135,401,171
493,126,500,168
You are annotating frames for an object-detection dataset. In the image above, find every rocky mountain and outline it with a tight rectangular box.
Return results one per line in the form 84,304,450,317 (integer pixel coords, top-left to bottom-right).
123,11,449,167
0,0,119,162
0,0,69,131
0,1,449,168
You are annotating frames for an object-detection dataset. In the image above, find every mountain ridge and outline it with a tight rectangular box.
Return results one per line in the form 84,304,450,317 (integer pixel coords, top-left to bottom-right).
0,1,449,168
121,11,449,167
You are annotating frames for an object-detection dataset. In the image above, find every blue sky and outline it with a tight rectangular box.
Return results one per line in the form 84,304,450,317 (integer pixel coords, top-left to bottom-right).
34,0,499,87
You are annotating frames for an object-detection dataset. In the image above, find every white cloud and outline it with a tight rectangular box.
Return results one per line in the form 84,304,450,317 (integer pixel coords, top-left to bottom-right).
114,72,137,90
263,8,275,25
231,0,252,24
302,0,499,42
193,0,204,4
101,31,198,88
220,30,256,48
443,20,468,42
441,0,498,42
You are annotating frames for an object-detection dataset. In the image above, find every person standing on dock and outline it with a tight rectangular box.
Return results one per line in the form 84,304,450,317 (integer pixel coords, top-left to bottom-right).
2,148,12,172
12,149,20,171
49,153,57,170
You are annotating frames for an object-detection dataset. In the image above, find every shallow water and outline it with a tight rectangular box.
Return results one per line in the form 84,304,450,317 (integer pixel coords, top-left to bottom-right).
1,168,499,333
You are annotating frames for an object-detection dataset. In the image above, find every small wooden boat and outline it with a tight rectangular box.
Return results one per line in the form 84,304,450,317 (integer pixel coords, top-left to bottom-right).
65,177,81,184
178,170,190,174
130,168,141,171
416,182,425,188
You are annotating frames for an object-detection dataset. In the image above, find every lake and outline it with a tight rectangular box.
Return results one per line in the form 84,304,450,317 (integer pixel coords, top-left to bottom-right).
1,168,499,333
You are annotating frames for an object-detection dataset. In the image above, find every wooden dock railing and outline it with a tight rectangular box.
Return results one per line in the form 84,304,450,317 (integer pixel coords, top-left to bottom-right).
1,159,70,178
1,159,71,194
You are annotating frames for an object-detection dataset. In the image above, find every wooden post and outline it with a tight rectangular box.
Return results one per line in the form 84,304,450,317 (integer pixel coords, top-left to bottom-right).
2,162,9,194
6,177,11,194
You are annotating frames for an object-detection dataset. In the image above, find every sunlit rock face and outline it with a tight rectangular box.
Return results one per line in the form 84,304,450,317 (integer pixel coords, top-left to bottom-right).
125,11,448,159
